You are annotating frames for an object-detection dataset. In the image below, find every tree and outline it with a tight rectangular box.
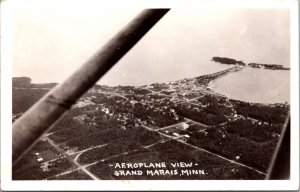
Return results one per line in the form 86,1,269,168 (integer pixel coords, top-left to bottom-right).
13,77,32,87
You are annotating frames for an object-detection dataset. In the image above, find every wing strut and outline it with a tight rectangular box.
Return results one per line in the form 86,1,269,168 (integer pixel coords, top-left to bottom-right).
12,9,170,166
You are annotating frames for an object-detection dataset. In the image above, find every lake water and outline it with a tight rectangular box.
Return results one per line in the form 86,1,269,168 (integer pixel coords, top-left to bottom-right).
99,60,233,86
209,67,290,104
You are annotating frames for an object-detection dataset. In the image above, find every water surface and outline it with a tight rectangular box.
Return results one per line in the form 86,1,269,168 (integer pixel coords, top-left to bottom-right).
209,67,290,104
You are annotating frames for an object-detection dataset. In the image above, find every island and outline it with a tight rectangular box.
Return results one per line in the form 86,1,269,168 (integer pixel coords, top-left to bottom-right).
212,56,290,70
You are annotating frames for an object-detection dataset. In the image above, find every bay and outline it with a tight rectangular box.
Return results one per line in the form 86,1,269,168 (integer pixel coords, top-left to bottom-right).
208,67,290,104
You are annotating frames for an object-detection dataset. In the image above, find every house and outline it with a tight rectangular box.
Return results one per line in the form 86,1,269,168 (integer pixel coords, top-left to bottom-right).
180,122,189,130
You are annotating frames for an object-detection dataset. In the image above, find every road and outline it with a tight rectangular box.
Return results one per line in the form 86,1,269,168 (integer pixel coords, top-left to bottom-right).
94,88,269,176
73,144,108,163
141,124,267,176
153,122,185,131
184,117,209,128
45,138,168,180
44,137,99,180
89,87,269,177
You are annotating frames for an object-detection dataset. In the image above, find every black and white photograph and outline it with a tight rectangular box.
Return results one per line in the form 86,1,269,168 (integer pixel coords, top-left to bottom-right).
1,0,299,191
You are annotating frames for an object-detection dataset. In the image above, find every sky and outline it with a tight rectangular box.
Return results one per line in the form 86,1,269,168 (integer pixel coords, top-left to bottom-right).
11,1,290,86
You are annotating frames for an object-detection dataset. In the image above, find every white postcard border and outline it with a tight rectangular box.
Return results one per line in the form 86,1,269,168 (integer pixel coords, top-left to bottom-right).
1,0,299,191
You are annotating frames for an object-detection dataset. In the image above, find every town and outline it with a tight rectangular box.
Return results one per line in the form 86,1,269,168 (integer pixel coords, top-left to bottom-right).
12,66,289,180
